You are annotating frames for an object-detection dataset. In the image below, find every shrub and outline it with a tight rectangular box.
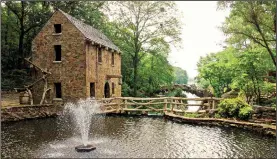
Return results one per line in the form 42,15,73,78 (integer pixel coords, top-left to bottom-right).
184,113,199,118
214,113,221,118
238,106,253,120
218,97,253,120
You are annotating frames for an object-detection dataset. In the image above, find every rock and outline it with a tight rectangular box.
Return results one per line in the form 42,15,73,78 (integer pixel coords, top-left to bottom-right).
221,90,239,98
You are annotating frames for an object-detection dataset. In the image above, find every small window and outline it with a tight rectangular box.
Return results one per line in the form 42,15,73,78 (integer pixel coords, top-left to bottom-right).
54,45,61,61
54,24,61,33
112,82,115,94
54,83,62,98
111,52,115,65
98,48,102,63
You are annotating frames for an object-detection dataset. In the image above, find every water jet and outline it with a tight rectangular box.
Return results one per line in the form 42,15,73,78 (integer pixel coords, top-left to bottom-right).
63,97,101,152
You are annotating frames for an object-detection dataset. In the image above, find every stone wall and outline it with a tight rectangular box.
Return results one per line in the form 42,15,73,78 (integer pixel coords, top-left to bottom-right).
249,106,276,124
32,10,121,104
85,42,121,98
32,11,87,104
1,104,63,122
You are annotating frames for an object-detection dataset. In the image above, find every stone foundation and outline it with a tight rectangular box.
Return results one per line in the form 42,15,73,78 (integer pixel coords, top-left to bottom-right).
1,104,63,122
250,106,276,124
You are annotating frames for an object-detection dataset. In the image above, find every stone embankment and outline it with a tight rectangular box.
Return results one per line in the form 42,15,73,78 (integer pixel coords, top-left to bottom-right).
1,104,63,122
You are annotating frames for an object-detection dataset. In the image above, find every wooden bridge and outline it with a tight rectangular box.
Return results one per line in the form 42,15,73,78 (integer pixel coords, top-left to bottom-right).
97,97,222,115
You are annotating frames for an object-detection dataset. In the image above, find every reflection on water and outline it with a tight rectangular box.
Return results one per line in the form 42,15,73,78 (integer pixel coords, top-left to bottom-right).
1,116,275,158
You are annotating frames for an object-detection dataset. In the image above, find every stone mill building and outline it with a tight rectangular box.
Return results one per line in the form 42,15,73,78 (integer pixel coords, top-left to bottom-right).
31,9,121,104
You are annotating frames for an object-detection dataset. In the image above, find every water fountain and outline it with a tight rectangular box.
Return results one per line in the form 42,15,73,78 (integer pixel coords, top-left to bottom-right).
63,97,102,152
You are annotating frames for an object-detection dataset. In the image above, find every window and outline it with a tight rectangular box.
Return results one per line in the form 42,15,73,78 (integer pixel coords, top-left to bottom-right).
112,82,115,94
90,83,95,97
54,45,61,61
98,48,102,63
54,83,62,98
54,24,61,33
111,52,115,66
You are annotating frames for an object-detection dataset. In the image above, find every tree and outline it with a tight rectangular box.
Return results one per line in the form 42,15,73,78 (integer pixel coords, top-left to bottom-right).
139,38,174,96
230,44,274,104
218,1,276,66
196,47,237,97
173,67,188,84
4,1,52,68
105,1,182,96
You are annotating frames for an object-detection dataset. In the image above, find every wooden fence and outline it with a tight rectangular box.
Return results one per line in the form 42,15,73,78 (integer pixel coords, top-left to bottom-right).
97,97,222,115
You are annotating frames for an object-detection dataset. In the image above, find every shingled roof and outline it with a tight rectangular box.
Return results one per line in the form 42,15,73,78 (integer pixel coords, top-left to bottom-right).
59,9,120,53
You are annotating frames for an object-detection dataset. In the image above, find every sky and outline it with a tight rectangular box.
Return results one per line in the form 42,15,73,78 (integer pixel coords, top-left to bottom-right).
168,1,230,80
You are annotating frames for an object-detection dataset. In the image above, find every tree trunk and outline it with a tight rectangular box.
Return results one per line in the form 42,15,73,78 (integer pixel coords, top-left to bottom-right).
18,1,25,69
133,51,139,97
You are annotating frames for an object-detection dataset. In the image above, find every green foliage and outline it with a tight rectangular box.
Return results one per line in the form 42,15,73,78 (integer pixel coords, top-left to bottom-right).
261,82,276,97
173,67,188,84
218,1,276,66
214,113,221,119
104,1,182,96
218,98,253,120
196,47,237,97
197,44,275,103
166,88,186,98
238,106,253,120
122,82,132,97
184,113,199,118
196,1,277,105
2,69,32,90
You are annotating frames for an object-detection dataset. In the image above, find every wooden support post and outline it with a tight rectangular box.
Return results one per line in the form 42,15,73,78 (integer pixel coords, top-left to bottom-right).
124,99,127,112
116,98,120,113
170,98,173,113
212,100,215,109
163,98,167,113
200,100,204,110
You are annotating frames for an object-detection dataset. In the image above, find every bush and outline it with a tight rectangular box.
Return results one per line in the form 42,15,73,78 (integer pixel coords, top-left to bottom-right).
214,113,221,118
122,82,132,97
218,97,253,120
1,69,32,90
184,113,199,118
238,106,253,120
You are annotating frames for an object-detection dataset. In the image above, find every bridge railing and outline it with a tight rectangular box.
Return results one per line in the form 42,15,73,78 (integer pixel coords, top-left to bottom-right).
98,97,222,115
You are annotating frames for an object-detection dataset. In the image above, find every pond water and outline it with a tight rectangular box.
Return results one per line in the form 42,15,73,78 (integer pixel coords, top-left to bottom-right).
1,116,276,158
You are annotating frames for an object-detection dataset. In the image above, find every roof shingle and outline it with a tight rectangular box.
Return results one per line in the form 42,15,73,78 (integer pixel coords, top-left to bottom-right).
59,9,120,52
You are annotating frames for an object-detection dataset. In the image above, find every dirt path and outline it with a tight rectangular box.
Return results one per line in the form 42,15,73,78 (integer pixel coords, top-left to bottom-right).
1,91,20,107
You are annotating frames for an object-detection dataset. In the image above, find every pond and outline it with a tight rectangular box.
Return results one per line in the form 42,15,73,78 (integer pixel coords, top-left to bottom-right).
1,116,276,158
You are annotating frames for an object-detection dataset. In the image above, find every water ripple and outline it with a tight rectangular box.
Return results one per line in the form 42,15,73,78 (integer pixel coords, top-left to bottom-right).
1,116,276,158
